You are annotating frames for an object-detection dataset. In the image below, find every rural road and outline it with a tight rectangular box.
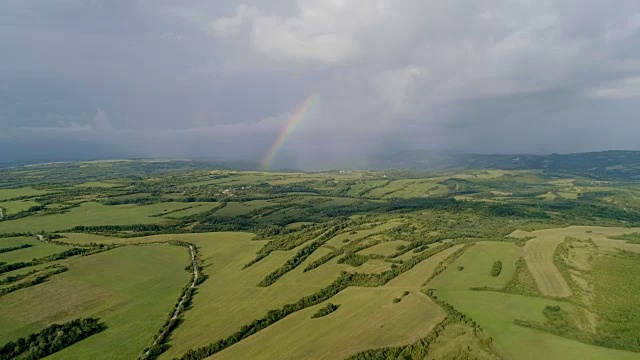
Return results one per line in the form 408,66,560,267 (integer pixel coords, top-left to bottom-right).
171,245,199,319
36,234,76,247
0,207,4,220
143,244,198,358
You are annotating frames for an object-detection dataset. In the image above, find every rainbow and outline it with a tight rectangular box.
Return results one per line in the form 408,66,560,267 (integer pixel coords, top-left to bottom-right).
260,94,318,170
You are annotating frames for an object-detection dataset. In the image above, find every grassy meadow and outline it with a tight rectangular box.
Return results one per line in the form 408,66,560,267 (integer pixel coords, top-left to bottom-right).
0,160,639,359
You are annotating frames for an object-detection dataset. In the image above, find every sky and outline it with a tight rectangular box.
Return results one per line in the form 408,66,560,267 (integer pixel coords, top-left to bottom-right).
2,0,640,169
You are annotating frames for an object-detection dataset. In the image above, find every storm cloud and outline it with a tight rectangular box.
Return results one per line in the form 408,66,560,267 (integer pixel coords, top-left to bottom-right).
2,0,640,169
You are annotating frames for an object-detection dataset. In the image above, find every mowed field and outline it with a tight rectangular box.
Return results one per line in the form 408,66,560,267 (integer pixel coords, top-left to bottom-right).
0,236,69,263
158,232,358,359
428,235,640,360
0,244,190,360
211,288,445,360
0,202,190,233
512,226,640,297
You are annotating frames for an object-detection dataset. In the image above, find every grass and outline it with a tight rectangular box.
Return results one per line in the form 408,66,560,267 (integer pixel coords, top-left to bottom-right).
428,234,640,359
367,180,417,198
434,290,639,360
210,288,445,360
163,203,221,218
424,322,501,360
74,181,123,188
385,244,465,288
212,200,276,217
56,233,127,246
518,228,575,297
0,244,190,360
158,232,358,359
515,226,640,297
0,237,69,264
0,188,49,201
0,202,177,233
428,242,521,291
0,200,40,215
590,251,640,352
324,220,402,248
356,240,410,257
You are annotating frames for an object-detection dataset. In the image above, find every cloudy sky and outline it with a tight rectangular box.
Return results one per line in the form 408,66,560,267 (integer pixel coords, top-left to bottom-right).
2,0,640,168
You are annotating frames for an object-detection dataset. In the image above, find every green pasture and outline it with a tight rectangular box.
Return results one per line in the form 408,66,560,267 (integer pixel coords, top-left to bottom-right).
0,237,69,264
0,202,181,233
0,199,40,214
212,200,276,217
0,188,49,201
0,244,190,360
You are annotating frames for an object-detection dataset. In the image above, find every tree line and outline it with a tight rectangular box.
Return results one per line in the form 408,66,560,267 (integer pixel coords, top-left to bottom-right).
257,224,347,286
0,317,106,360
0,244,32,253
178,243,464,359
0,247,89,275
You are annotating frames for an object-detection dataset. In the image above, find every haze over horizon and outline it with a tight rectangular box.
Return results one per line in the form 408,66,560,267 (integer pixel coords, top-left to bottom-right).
2,1,640,169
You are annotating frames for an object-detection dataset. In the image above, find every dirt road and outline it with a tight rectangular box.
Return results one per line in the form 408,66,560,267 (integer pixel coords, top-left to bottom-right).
143,244,198,358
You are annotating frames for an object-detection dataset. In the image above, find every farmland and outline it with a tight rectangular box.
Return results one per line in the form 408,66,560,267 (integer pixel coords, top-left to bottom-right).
1,159,640,359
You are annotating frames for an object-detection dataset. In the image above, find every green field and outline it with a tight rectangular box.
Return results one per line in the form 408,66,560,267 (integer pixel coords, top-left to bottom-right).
211,288,445,359
357,240,410,256
212,200,276,217
0,187,49,201
164,203,221,218
0,236,69,263
429,242,521,290
0,244,190,359
0,199,40,215
0,159,639,359
0,202,181,233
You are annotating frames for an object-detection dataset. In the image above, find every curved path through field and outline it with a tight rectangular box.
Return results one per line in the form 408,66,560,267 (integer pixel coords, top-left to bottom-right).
0,207,4,220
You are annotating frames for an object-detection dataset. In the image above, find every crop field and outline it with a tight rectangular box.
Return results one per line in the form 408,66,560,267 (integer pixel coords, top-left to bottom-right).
1,160,640,359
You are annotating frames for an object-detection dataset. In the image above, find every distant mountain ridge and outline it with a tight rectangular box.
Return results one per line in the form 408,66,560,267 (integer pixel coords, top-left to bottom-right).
360,150,640,180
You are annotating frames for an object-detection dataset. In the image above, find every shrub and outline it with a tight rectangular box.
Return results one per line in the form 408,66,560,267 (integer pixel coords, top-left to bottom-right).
490,261,502,277
311,303,340,318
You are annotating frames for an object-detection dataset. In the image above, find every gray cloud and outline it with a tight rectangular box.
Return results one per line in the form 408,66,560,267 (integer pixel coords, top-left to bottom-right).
2,0,640,169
